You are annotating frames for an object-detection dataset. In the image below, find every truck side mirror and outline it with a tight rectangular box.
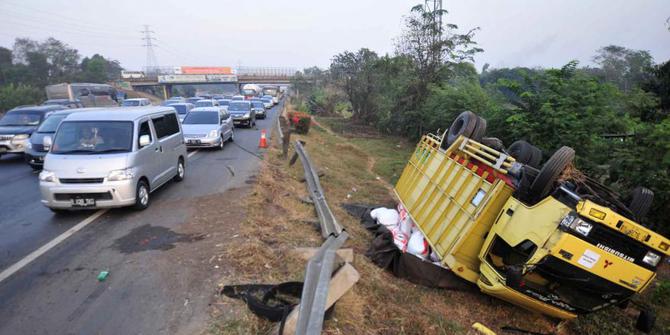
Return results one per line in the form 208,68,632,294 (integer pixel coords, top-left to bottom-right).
505,266,523,287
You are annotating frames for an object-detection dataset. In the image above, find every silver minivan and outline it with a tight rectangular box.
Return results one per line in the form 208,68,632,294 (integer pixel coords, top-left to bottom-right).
39,106,187,212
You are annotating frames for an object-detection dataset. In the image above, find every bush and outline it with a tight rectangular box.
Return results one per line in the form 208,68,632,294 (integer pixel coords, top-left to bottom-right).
653,280,670,306
0,84,44,113
288,111,312,134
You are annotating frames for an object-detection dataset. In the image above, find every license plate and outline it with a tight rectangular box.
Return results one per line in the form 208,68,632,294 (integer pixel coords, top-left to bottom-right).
188,139,201,144
71,198,96,207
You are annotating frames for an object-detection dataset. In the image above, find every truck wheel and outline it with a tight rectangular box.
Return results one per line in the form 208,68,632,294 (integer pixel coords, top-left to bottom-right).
628,187,654,221
508,140,543,169
635,309,655,333
481,137,504,151
471,116,487,142
445,111,479,147
529,146,575,203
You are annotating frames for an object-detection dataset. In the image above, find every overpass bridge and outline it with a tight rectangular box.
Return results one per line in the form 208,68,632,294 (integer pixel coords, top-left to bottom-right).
121,66,299,99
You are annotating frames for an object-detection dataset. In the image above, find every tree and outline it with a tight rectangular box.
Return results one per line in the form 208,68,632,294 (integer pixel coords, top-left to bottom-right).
0,84,44,113
592,45,655,91
330,49,380,123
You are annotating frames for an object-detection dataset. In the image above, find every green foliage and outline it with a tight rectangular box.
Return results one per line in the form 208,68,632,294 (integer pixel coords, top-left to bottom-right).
653,280,670,306
0,84,44,113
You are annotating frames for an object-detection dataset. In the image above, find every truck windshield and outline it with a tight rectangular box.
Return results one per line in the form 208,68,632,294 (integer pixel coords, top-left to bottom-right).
183,112,218,124
228,102,250,112
0,111,43,126
51,121,133,154
37,114,69,133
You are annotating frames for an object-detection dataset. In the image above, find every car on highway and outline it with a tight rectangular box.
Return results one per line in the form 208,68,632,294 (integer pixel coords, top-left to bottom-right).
261,97,273,109
161,97,186,106
194,99,220,108
228,101,256,128
262,95,276,106
168,102,195,122
216,98,231,111
122,98,152,107
43,99,84,108
181,107,234,150
24,108,100,170
39,106,187,212
251,101,266,119
231,95,244,101
186,97,203,105
0,105,67,159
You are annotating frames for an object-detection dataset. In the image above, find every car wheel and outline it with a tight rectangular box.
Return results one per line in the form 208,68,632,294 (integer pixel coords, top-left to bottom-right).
30,164,42,172
529,146,575,203
173,158,185,182
229,129,235,142
134,179,150,210
217,136,224,150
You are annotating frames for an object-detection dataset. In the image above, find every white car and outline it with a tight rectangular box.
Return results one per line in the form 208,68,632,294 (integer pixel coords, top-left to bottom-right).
122,98,152,107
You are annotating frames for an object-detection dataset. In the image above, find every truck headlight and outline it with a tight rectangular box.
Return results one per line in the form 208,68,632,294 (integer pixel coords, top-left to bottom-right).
208,130,218,138
559,214,593,237
107,168,134,181
642,251,661,267
39,170,56,182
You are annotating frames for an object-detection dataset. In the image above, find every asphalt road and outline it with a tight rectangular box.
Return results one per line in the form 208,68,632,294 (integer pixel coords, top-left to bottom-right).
0,101,282,335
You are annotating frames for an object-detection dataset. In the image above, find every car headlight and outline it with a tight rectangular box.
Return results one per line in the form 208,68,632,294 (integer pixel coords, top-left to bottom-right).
208,129,218,138
107,168,135,181
26,141,32,149
12,134,29,143
559,214,593,237
244,112,250,118
39,170,56,182
642,251,661,267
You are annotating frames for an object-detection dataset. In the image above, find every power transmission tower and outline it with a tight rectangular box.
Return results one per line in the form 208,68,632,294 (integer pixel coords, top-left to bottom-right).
141,25,159,74
425,0,443,32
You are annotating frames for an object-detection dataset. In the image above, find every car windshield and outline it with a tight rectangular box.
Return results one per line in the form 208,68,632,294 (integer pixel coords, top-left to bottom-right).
0,110,43,126
217,100,230,106
262,98,271,102
170,104,189,114
51,121,133,154
122,100,140,106
252,102,264,108
37,114,69,133
195,101,214,107
183,112,218,124
228,102,250,112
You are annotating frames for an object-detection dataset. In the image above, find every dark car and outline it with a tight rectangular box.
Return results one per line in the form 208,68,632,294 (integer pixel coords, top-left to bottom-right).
42,99,84,109
24,108,97,170
251,101,266,119
0,105,67,159
228,101,256,128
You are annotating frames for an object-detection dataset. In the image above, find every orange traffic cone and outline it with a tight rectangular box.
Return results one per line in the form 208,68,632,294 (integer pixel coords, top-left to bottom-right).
259,129,268,148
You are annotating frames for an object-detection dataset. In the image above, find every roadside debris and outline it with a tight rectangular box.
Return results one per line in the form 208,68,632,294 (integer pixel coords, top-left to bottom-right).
97,270,109,282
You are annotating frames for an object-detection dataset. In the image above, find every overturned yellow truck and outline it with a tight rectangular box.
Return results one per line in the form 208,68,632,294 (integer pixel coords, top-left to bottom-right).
394,111,669,332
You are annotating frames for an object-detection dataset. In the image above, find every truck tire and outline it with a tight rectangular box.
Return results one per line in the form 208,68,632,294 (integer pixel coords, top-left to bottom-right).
635,309,655,333
529,146,575,203
508,140,543,169
628,187,654,221
481,137,504,151
445,111,479,147
471,116,487,142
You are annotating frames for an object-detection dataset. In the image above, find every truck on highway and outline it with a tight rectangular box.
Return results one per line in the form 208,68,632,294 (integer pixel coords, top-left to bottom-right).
45,83,118,108
240,84,262,100
395,111,669,332
262,85,280,104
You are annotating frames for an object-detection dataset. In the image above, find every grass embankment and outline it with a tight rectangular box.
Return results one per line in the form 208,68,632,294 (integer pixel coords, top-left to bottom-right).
207,108,669,335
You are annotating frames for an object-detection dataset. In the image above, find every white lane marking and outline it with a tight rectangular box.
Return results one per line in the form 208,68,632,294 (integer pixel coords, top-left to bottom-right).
0,209,109,284
187,150,199,158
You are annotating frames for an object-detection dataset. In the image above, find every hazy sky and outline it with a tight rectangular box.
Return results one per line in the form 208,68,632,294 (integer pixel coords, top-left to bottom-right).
0,0,668,71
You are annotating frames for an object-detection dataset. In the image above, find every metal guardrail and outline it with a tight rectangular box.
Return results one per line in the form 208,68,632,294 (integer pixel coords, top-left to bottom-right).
294,232,348,334
294,140,344,238
291,140,348,335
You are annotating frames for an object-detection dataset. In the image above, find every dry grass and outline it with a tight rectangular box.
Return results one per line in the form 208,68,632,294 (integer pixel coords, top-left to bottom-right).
209,109,670,335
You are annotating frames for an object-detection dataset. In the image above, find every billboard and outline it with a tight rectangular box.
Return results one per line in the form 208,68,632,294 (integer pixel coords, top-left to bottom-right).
180,66,233,75
157,74,238,83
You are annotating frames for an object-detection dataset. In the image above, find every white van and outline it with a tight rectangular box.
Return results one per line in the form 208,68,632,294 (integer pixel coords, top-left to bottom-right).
39,107,187,212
